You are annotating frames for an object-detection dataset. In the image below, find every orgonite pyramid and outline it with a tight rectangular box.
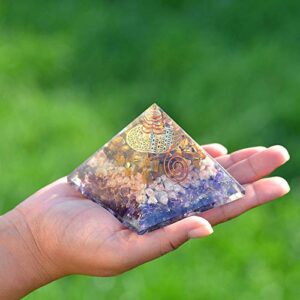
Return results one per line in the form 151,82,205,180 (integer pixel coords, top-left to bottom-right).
68,103,245,234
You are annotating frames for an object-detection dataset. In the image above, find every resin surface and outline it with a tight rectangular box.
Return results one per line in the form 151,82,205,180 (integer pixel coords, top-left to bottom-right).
68,104,245,234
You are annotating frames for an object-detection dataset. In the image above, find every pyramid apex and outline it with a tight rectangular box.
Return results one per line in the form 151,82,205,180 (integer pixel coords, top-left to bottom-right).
149,102,161,109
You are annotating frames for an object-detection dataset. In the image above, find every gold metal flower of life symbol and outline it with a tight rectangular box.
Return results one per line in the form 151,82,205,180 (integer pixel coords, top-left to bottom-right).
126,104,177,154
126,125,176,154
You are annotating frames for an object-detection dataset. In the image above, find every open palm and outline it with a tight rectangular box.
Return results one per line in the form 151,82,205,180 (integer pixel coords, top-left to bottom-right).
15,144,290,278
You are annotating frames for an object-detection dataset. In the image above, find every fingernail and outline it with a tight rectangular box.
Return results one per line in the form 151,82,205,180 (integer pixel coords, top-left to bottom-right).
188,225,214,239
255,146,267,151
214,144,228,154
273,177,291,194
270,145,290,162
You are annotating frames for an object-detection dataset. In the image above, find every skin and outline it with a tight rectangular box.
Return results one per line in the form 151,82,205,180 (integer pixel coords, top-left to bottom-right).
0,144,290,299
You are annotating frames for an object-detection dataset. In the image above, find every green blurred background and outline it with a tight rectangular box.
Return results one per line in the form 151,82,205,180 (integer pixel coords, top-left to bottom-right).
1,1,300,299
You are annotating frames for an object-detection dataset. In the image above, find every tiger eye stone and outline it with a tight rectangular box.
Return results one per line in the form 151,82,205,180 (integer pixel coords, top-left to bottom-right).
68,103,245,234
115,154,126,166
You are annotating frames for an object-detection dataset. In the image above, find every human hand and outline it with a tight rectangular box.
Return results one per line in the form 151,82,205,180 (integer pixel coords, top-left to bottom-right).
0,144,290,299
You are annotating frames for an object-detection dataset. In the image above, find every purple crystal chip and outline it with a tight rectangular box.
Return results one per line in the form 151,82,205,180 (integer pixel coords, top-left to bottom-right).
68,103,245,234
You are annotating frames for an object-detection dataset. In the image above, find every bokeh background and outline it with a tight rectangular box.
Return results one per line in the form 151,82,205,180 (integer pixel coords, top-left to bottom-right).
1,1,300,299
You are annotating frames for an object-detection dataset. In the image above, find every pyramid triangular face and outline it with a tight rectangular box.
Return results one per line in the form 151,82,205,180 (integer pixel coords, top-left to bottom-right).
68,104,245,234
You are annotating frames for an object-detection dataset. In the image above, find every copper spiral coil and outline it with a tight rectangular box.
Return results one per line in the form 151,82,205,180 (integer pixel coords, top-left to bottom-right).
163,152,189,183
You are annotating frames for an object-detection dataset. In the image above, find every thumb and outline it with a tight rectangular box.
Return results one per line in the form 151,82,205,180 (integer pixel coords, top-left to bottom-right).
126,216,213,268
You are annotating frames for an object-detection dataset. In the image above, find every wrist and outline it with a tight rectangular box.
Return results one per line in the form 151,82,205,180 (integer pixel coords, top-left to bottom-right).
0,208,63,299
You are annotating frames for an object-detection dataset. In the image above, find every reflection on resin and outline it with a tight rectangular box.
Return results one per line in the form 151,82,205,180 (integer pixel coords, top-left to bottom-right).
68,103,245,234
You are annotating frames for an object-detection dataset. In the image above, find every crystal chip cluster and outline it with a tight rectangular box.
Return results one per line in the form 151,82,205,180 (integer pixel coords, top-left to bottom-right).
68,104,245,234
